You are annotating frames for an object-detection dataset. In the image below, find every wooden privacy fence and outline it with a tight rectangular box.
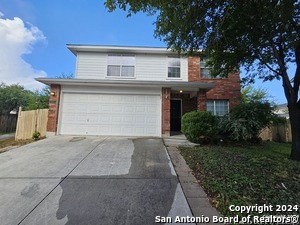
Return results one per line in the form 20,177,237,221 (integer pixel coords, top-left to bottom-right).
15,108,48,140
260,119,292,143
0,114,17,133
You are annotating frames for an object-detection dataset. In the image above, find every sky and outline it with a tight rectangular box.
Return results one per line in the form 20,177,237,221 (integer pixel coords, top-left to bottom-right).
0,0,289,104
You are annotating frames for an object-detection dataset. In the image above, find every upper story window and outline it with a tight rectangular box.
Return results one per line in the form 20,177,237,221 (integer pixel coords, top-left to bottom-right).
207,100,229,116
107,54,135,77
200,57,222,79
200,57,212,78
168,57,181,78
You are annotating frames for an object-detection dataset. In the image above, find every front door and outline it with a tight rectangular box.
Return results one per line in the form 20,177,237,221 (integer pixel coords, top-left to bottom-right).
170,99,182,132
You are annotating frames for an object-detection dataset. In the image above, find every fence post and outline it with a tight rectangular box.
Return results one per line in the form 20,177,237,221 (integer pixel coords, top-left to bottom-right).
15,107,22,140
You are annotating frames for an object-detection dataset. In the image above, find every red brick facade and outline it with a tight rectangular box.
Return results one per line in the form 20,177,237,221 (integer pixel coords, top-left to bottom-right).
188,56,241,110
205,73,241,109
188,56,201,82
160,56,241,135
47,84,61,133
162,88,171,136
197,90,207,111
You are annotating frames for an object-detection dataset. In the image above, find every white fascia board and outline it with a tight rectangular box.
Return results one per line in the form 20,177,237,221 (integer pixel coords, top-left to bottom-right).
67,44,187,56
35,78,215,91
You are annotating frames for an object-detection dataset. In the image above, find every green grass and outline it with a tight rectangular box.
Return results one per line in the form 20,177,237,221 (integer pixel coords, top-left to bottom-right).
179,142,300,218
0,137,34,153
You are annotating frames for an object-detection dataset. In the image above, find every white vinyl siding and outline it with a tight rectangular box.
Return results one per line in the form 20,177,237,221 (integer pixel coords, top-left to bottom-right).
76,52,107,79
76,52,188,81
207,100,229,116
180,57,188,81
135,54,167,81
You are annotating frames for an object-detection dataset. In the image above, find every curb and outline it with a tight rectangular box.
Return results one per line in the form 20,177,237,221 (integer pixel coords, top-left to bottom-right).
166,146,222,225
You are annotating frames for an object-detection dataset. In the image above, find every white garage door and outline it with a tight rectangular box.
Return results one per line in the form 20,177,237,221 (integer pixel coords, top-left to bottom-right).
59,92,161,136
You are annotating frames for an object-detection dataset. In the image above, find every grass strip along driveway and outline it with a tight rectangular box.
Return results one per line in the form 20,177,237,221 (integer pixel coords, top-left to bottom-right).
0,137,34,153
180,142,300,219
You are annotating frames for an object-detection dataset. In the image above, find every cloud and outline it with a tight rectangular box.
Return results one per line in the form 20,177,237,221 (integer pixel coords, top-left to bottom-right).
0,13,47,90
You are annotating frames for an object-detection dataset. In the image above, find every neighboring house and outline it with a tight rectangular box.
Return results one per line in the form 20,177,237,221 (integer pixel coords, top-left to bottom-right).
36,45,241,137
275,103,289,118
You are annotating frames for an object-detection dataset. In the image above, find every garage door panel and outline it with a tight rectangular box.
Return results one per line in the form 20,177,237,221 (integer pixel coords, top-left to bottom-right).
74,103,87,112
123,116,134,123
76,115,87,122
62,124,86,135
101,105,110,112
124,106,134,113
135,95,146,103
111,126,122,134
112,105,123,112
88,95,100,102
146,96,158,103
60,92,161,136
89,115,99,123
135,106,146,113
147,106,158,113
63,103,76,112
123,95,135,103
99,125,110,133
86,125,98,133
101,115,110,123
112,116,122,123
62,115,76,123
146,127,157,135
88,104,100,112
147,117,158,124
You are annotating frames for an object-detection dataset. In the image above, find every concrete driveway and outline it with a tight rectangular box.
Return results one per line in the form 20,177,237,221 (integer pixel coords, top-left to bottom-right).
0,136,193,225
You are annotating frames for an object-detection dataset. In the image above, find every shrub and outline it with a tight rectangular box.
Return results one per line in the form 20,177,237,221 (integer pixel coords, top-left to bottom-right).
182,111,218,143
219,101,278,142
32,130,41,141
218,117,255,142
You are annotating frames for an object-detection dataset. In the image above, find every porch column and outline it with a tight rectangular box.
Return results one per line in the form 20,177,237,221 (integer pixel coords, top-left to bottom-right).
197,89,207,111
162,87,171,136
47,84,61,136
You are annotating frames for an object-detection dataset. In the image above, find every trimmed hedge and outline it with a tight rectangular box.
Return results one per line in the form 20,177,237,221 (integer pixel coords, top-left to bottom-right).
182,111,218,143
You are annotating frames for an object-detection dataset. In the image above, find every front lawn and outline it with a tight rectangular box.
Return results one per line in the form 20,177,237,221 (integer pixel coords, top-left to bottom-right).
180,142,300,217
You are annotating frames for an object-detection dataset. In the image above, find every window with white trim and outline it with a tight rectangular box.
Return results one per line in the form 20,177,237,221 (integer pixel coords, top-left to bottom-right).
200,57,212,78
200,57,223,79
206,100,229,116
107,54,135,77
168,57,181,78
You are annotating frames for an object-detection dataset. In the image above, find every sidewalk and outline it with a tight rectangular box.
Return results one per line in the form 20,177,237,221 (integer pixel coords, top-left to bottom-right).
164,136,222,225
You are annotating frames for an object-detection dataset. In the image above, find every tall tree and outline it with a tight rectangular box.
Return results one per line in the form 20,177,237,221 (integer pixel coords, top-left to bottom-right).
0,83,50,113
26,87,50,110
0,83,32,114
241,86,272,104
105,0,300,160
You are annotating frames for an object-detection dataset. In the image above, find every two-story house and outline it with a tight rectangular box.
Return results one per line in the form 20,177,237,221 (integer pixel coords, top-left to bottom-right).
36,45,241,137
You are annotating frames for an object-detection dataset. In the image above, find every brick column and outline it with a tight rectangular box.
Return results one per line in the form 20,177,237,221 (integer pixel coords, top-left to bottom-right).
188,56,201,81
162,87,171,136
47,84,61,134
197,90,207,111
